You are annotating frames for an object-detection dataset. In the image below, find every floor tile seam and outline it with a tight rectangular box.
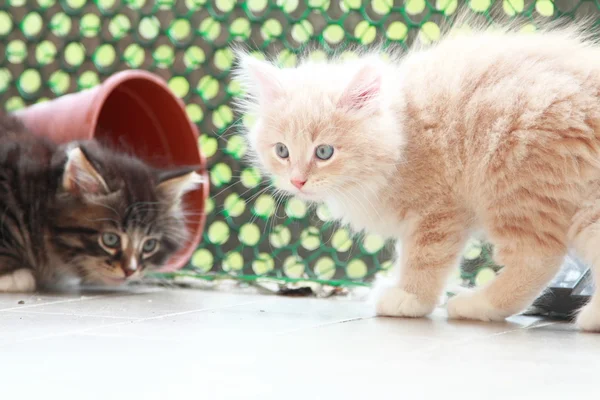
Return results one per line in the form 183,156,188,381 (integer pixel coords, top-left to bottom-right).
1,309,145,320
0,298,271,347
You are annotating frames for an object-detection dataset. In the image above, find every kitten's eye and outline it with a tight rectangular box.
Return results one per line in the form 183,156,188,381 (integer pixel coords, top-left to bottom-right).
101,232,120,249
142,238,158,254
275,143,289,159
315,144,334,160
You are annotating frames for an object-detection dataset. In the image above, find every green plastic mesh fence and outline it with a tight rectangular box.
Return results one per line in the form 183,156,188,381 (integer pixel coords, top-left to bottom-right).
0,0,592,289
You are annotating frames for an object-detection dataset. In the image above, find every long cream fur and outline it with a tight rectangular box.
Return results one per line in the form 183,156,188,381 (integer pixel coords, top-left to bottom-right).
234,18,600,332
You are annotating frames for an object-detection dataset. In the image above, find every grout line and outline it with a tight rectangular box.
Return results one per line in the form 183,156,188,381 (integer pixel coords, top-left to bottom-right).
0,287,167,313
274,315,374,336
77,332,174,342
408,319,562,357
1,309,144,320
271,308,564,356
0,295,107,312
0,298,270,347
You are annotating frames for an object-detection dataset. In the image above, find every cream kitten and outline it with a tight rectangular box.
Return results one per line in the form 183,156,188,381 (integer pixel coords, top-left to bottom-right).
235,22,600,332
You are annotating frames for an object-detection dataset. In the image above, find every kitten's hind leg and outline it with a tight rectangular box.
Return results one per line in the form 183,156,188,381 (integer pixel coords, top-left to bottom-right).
569,206,600,332
0,269,37,293
374,209,469,318
448,213,567,321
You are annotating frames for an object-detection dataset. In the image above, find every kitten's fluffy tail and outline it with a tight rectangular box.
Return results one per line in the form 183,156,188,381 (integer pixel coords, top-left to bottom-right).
430,6,599,49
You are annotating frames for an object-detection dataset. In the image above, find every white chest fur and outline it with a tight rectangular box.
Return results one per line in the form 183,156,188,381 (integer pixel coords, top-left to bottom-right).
324,186,405,239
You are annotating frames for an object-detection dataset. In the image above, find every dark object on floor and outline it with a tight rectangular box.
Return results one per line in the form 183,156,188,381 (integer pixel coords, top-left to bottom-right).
530,255,594,320
17,300,24,304
278,286,314,297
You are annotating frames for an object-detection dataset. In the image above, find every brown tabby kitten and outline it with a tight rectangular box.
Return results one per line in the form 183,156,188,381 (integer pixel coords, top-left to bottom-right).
0,115,201,292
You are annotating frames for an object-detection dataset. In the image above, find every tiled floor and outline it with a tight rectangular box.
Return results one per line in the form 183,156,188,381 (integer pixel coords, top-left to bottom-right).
0,287,599,400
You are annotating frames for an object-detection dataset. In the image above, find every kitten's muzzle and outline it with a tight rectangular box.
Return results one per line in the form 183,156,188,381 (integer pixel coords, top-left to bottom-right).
122,265,137,278
120,255,139,278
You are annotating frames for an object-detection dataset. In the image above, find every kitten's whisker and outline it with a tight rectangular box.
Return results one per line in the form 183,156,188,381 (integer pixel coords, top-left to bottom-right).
339,178,384,220
213,183,270,217
267,190,288,237
330,180,382,223
243,186,271,206
211,180,244,199
213,182,266,217
232,186,272,227
326,186,351,244
218,115,246,139
274,190,289,220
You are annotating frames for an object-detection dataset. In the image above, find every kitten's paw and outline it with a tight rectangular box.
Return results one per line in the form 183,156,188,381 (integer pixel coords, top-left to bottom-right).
446,291,508,322
375,286,435,318
577,302,600,332
0,269,36,293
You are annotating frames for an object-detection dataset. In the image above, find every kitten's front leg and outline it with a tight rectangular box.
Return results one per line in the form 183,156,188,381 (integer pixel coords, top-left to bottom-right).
375,211,468,318
0,269,37,293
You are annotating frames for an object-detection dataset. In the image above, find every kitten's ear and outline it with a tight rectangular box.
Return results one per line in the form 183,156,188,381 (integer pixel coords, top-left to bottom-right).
156,166,203,202
236,52,283,105
338,62,382,110
62,147,109,196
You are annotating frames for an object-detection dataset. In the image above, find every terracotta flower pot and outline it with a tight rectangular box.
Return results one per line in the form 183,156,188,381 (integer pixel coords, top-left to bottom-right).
14,70,209,272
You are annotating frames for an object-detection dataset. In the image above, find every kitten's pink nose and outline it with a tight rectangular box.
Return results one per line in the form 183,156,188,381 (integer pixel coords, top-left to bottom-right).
122,258,138,278
291,178,307,190
122,266,136,278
